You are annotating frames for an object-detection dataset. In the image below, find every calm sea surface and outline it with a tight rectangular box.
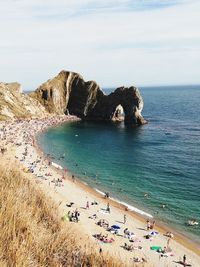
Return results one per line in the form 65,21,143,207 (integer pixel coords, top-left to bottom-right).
38,85,200,242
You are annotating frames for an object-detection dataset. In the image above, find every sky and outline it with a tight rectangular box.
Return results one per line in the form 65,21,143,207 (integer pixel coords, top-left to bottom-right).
0,0,200,90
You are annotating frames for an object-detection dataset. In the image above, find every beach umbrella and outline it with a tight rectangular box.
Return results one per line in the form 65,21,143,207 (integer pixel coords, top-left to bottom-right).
150,231,159,236
111,225,121,230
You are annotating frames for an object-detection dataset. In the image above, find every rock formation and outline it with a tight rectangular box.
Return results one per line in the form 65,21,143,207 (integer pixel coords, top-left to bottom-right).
0,70,146,125
0,82,47,120
31,70,147,126
86,86,146,125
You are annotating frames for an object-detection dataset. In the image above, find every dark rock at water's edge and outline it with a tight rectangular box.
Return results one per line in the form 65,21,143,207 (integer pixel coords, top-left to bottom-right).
31,70,147,126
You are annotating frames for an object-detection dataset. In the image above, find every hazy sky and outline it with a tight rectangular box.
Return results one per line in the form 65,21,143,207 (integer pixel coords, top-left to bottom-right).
0,0,200,90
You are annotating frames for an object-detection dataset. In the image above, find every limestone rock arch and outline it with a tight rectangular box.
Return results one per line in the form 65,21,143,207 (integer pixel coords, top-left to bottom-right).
31,71,147,126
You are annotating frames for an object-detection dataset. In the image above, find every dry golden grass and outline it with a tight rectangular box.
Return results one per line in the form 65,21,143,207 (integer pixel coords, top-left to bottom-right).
0,163,127,267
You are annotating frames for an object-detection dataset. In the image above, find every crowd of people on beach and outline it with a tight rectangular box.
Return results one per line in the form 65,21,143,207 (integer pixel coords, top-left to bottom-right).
67,210,81,222
0,115,194,267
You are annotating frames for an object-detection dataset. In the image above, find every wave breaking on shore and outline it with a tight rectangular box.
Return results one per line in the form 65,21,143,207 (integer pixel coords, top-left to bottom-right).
94,188,153,218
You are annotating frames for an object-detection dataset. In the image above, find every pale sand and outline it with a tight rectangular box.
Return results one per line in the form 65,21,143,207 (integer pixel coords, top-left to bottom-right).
0,116,200,267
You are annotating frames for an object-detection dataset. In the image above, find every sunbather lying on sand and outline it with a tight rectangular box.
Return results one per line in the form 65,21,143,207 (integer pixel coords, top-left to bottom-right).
123,243,142,251
133,257,147,263
94,233,115,243
66,202,74,207
89,214,97,220
97,219,109,229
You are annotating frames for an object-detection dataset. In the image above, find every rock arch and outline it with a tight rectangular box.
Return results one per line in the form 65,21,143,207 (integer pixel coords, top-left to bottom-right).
89,86,146,125
31,71,147,126
112,104,124,121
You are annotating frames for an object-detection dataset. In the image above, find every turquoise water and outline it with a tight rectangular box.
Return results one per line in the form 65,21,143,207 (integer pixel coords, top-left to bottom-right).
38,85,200,243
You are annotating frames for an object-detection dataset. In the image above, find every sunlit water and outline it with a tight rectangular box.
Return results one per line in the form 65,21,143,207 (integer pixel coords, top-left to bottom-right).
38,85,200,243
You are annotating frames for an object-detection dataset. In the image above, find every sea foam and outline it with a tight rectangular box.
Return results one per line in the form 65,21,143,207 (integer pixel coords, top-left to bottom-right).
94,188,153,218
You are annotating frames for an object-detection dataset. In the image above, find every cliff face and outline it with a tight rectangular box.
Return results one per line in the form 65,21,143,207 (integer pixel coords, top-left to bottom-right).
0,70,146,125
31,71,103,117
0,82,47,120
31,71,147,125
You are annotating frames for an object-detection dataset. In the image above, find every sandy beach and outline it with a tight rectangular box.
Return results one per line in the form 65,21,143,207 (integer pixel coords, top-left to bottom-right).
0,116,200,267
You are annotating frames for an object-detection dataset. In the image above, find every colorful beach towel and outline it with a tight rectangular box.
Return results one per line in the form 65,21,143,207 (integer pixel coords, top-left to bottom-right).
150,246,162,251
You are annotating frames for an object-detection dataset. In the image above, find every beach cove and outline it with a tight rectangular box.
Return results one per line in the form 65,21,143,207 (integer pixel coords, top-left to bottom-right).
38,85,200,244
0,115,200,267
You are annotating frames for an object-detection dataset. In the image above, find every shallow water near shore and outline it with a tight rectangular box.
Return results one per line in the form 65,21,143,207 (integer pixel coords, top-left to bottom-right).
38,85,200,244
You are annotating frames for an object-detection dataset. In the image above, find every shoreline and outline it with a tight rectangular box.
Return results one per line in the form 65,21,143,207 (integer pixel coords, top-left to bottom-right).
34,119,200,253
1,115,200,266
35,119,200,252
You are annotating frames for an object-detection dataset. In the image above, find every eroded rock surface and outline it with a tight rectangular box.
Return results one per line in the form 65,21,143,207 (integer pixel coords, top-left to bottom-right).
0,71,146,125
31,71,147,125
87,86,146,125
0,82,47,120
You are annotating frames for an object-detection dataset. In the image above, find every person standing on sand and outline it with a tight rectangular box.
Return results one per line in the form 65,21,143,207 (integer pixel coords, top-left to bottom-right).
183,254,186,264
107,203,110,213
151,220,155,230
167,237,171,247
75,209,80,222
124,214,127,224
104,192,109,199
86,201,89,210
147,220,151,231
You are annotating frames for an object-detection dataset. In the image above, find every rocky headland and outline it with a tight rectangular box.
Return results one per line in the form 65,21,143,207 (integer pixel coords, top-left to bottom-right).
0,71,147,125
0,82,48,120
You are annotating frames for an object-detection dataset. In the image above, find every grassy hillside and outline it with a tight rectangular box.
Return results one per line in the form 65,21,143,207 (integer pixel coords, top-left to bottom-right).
0,162,124,267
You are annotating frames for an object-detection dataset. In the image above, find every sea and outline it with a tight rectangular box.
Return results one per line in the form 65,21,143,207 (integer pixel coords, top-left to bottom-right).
37,85,200,243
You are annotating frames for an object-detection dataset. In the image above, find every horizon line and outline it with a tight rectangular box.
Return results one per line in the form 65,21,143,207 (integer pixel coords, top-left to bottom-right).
23,83,200,92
